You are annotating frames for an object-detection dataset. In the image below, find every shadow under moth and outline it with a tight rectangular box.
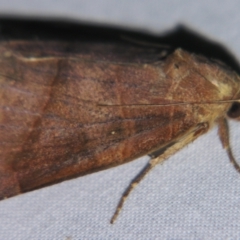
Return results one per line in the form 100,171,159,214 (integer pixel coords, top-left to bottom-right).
0,40,240,223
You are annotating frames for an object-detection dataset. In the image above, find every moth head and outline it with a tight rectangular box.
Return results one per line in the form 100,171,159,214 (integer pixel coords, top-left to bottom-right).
227,101,240,120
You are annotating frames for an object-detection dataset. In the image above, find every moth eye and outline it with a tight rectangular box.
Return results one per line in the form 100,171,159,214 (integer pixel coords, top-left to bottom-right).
227,102,240,119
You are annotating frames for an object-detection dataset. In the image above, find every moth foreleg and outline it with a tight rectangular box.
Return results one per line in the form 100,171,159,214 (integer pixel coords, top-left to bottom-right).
110,122,209,224
218,117,240,173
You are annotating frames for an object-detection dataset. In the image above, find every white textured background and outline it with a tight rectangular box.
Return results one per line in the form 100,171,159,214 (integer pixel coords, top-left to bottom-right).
0,0,240,239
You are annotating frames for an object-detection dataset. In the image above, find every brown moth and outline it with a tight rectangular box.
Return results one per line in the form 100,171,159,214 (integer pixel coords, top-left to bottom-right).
0,40,240,223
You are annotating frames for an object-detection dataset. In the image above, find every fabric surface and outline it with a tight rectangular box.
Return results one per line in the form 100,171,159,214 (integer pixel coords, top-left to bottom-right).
0,0,240,239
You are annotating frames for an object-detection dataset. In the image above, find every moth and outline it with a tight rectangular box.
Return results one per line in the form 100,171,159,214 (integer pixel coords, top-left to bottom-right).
0,40,240,223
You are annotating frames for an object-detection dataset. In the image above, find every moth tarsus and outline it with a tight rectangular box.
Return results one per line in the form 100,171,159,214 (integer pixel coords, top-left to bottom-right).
110,162,153,224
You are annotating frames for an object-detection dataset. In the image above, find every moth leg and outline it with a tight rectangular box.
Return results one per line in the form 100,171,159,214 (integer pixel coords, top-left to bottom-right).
110,122,209,224
218,117,240,173
148,141,176,159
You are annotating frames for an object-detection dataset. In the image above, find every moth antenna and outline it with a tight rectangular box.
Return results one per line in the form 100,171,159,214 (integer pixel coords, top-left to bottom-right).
99,99,240,108
218,118,240,173
110,162,154,224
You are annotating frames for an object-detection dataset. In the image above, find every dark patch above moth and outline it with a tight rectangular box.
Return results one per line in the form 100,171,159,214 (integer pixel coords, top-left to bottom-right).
192,52,237,77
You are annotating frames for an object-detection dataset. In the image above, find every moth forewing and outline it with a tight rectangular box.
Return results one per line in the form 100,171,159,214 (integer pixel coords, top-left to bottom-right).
0,41,240,223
